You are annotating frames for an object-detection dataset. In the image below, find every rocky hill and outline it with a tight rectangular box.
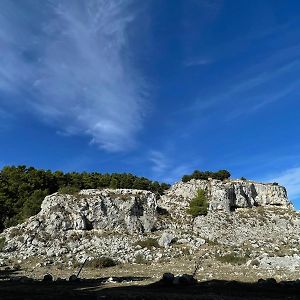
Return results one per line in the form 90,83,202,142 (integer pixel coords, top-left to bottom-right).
0,179,299,281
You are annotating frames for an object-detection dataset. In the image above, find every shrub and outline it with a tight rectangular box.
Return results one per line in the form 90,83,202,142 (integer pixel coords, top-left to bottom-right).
134,254,149,264
240,177,247,181
187,189,209,217
216,253,247,265
135,238,159,249
58,186,80,195
88,257,117,268
0,237,5,251
9,227,23,238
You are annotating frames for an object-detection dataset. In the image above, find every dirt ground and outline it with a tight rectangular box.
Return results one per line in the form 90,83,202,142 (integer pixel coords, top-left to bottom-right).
0,275,300,300
1,254,300,300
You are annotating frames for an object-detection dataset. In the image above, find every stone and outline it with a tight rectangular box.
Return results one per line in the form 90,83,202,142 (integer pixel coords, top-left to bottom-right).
179,274,197,285
158,232,175,248
43,274,53,282
162,272,174,284
69,274,79,282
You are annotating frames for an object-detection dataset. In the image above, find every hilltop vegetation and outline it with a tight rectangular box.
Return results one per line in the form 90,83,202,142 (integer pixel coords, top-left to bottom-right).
182,169,231,182
0,165,170,231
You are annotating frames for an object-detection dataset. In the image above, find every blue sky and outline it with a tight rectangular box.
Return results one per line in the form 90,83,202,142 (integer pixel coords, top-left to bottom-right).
0,0,300,208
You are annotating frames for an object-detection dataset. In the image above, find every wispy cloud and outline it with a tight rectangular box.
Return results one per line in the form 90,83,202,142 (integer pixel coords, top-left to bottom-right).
184,58,213,67
148,150,199,183
265,167,300,208
149,151,169,174
0,0,146,151
192,52,300,113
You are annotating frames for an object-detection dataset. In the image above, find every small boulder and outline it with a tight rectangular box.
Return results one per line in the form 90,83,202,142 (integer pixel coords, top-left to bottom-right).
43,274,53,282
158,232,175,248
173,276,180,285
265,278,277,285
179,274,197,285
69,274,79,282
162,273,174,284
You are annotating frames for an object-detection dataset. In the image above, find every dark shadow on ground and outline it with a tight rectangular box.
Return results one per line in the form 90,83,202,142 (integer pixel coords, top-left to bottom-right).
0,276,299,300
99,279,300,300
0,276,150,300
0,269,20,280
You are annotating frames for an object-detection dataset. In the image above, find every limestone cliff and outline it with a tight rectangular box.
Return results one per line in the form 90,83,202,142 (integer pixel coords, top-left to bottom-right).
38,189,157,234
158,179,293,221
0,179,299,271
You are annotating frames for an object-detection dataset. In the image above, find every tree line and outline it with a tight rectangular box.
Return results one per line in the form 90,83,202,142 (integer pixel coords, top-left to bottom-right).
0,165,170,232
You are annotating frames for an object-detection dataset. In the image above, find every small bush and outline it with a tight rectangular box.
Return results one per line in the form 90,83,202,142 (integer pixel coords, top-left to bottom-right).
9,227,23,238
135,238,159,249
134,254,149,264
58,186,80,195
88,257,117,268
240,177,247,181
216,253,247,265
0,237,5,251
187,189,209,217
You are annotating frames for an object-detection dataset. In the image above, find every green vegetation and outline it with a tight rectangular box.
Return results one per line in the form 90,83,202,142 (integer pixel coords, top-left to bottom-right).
0,165,170,232
58,186,80,195
134,253,149,264
182,169,230,182
0,237,5,251
216,253,248,265
187,189,209,217
135,238,160,249
88,257,117,268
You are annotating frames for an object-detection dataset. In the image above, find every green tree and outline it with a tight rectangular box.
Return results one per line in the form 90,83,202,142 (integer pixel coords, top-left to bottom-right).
187,189,209,217
21,189,49,220
0,165,171,231
109,177,119,189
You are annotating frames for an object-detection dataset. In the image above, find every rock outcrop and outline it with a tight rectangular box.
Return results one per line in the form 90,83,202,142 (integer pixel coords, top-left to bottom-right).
38,189,157,234
159,179,292,215
0,179,299,273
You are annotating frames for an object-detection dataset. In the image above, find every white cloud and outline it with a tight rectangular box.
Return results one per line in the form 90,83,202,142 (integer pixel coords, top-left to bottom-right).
267,167,300,205
0,0,146,151
149,151,169,174
148,150,198,183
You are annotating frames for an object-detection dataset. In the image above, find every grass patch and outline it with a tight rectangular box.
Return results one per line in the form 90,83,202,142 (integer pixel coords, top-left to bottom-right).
216,253,248,265
134,254,149,265
88,257,117,268
135,238,159,249
9,227,23,238
0,237,6,251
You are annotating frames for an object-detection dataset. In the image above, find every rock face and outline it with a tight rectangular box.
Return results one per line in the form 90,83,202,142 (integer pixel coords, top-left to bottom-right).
39,189,158,234
159,179,292,218
0,179,299,272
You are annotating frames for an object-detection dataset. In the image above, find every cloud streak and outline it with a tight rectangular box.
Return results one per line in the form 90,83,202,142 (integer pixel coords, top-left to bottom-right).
148,150,199,183
0,0,146,151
